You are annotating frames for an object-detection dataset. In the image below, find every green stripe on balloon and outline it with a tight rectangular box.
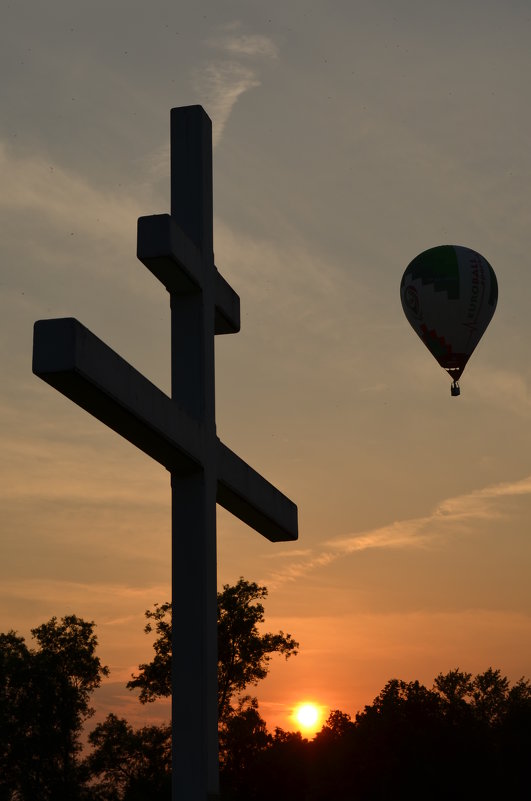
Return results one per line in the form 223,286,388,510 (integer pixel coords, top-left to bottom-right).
407,245,460,300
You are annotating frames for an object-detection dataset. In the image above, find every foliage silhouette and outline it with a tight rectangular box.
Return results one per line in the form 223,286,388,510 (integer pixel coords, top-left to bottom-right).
125,578,298,797
127,578,298,724
126,601,172,703
86,713,171,800
216,668,531,801
3,599,531,801
0,581,295,800
218,696,272,795
0,616,108,801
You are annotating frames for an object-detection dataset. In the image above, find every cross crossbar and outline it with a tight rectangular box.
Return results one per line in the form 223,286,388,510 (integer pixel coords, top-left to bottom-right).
33,317,297,538
138,214,240,334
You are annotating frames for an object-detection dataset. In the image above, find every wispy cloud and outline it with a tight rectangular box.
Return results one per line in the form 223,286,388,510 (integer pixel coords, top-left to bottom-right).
0,577,169,610
190,23,279,147
143,25,278,172
434,474,531,521
0,142,139,237
194,62,260,147
265,474,531,589
208,25,279,60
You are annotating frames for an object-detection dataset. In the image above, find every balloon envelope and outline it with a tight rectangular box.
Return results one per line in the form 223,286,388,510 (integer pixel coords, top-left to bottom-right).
400,245,498,383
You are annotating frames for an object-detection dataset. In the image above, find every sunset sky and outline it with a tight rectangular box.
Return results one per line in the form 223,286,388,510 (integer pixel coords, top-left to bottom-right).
2,0,531,735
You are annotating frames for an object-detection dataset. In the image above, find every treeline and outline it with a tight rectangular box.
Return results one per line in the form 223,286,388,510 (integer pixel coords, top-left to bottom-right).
224,669,531,801
1,580,530,800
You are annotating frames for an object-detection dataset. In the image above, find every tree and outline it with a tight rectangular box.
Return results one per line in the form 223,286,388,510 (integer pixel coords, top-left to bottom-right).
0,631,33,800
310,711,356,801
433,668,474,707
305,669,531,801
216,579,298,723
498,676,531,796
218,696,271,794
0,615,108,801
127,578,298,723
86,713,171,801
315,709,355,741
471,666,510,725
125,601,171,703
123,579,297,798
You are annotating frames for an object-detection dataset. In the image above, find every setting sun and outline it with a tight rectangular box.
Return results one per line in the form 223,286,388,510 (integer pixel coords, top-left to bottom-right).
293,703,323,734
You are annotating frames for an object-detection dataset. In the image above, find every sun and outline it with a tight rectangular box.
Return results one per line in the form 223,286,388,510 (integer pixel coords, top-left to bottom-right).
293,702,322,733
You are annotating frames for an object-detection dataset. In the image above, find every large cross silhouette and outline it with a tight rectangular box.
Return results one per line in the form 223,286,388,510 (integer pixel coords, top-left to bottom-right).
32,105,298,801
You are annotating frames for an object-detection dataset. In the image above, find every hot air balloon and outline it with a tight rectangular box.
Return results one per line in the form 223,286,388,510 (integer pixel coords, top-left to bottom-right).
400,245,498,396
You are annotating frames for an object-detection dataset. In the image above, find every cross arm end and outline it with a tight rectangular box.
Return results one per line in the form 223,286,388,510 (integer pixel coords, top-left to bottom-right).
32,317,202,476
217,441,298,543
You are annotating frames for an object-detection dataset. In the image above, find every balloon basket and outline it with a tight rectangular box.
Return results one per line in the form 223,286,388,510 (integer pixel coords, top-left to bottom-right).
451,381,460,397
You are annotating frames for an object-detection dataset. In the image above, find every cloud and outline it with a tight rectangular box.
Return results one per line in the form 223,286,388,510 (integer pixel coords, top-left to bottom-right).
434,474,531,522
0,140,157,301
0,142,141,242
0,577,167,610
264,474,531,589
138,26,278,181
208,27,279,60
190,24,278,147
194,62,260,147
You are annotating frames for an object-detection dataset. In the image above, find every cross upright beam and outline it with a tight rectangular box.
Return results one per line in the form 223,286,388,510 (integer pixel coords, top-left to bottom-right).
168,107,219,799
32,105,298,801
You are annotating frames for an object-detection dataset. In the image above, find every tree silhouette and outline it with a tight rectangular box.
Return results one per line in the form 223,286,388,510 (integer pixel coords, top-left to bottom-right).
90,579,295,798
216,579,298,723
218,668,531,801
127,578,298,723
4,599,530,801
309,669,531,801
0,616,108,801
86,713,171,800
218,696,271,794
125,601,172,703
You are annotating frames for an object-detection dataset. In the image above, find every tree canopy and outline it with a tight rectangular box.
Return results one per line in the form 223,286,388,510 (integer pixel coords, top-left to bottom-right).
223,668,531,801
0,615,108,801
86,713,171,801
127,578,298,723
0,580,297,800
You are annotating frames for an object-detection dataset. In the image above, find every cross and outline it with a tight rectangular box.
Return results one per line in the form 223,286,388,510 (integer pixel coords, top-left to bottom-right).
32,105,298,801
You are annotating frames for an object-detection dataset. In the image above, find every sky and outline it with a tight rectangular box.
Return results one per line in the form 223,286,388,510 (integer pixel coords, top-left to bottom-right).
2,0,531,736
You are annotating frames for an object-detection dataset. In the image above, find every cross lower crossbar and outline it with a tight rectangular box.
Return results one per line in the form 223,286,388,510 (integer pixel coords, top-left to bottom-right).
32,317,297,542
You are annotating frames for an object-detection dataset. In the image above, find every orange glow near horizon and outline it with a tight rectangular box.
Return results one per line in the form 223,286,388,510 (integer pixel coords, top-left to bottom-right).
292,702,326,736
